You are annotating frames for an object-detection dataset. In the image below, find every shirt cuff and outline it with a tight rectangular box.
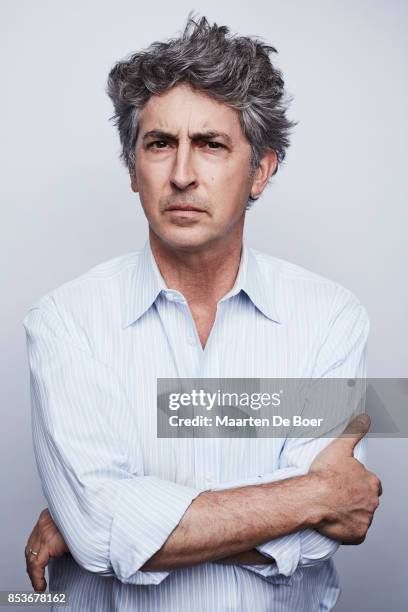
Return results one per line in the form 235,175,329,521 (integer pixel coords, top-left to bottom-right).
110,476,201,585
299,529,339,566
255,532,301,578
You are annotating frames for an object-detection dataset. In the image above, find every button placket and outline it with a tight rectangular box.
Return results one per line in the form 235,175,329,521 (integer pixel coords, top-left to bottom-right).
155,293,200,379
195,306,224,491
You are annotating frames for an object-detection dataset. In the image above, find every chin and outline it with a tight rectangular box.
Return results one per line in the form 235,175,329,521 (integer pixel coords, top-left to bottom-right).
154,225,218,252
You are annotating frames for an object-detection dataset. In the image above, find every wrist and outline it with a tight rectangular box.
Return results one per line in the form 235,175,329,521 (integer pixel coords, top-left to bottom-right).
299,472,328,529
263,473,325,532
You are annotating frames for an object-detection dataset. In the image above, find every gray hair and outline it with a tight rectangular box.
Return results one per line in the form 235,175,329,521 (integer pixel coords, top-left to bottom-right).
106,15,295,200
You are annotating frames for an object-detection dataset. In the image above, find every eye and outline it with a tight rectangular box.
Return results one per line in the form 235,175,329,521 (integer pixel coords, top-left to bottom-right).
205,141,224,149
147,140,169,149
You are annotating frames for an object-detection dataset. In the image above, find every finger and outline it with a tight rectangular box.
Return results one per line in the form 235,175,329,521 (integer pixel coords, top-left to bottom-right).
25,539,41,572
29,563,47,592
333,413,371,455
27,546,49,592
342,413,371,437
27,548,46,592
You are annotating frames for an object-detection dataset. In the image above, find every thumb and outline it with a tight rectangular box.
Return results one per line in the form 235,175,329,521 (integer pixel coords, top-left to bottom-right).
334,413,371,455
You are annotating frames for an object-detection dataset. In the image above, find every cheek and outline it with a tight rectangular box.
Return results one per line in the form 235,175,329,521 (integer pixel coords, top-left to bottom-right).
137,164,167,198
203,161,249,199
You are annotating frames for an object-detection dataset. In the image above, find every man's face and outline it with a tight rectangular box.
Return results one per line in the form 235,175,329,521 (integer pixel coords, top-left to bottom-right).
131,83,260,251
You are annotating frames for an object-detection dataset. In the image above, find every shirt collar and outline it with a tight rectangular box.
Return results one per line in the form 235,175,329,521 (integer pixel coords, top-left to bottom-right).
224,244,282,324
122,240,282,328
122,241,166,328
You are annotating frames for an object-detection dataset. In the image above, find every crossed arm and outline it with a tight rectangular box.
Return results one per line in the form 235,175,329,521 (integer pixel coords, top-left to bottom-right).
23,294,381,591
25,416,381,590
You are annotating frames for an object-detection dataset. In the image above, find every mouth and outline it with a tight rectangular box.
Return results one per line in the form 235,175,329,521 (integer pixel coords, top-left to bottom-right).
164,204,207,221
165,204,206,213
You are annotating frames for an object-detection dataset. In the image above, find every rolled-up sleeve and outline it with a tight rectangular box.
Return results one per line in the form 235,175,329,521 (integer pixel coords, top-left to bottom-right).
244,290,370,581
23,297,201,585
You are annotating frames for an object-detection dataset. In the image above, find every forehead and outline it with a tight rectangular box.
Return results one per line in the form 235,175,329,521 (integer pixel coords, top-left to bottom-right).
138,83,244,139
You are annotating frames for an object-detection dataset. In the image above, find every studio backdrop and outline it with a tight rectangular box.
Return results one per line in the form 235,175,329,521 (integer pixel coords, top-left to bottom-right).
1,1,407,610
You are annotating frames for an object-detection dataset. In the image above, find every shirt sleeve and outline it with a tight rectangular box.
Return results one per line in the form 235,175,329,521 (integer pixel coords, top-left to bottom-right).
239,290,370,582
23,296,201,586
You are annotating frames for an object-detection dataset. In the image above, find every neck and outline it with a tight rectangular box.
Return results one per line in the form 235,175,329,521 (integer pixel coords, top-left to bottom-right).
149,228,244,308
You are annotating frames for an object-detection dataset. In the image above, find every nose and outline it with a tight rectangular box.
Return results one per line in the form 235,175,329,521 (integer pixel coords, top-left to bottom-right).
170,143,198,191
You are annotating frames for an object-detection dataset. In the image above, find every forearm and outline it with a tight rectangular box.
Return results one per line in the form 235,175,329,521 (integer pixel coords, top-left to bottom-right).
142,474,320,571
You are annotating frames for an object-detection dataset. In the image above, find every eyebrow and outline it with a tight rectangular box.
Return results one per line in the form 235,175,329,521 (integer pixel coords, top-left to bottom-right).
142,129,233,147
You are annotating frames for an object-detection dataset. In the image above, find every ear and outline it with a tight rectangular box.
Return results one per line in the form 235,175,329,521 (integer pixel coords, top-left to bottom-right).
250,150,278,199
130,172,139,193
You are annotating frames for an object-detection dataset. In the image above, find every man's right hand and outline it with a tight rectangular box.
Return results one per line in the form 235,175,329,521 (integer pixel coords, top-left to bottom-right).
309,413,382,544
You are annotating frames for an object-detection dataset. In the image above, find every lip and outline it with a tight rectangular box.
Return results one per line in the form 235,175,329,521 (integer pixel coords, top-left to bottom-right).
165,205,206,213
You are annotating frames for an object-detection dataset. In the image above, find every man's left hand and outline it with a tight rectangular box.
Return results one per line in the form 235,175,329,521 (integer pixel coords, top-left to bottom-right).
25,508,68,592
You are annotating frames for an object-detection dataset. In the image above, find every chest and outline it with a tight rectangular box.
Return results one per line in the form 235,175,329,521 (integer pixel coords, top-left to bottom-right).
93,300,322,488
190,304,217,349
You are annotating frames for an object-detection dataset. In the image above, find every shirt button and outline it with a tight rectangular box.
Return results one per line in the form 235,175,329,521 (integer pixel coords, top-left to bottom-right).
187,336,196,346
205,472,213,483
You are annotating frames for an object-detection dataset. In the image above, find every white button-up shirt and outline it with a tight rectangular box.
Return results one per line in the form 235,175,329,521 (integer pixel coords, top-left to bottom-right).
23,241,368,611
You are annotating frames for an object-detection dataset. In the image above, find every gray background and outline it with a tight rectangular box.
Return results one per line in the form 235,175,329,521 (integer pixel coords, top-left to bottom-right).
1,1,407,610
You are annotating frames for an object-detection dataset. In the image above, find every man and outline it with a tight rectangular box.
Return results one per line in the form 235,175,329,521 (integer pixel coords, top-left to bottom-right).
23,15,381,611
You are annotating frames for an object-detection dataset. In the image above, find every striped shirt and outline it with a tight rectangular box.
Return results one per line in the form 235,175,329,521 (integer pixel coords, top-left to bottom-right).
23,240,369,611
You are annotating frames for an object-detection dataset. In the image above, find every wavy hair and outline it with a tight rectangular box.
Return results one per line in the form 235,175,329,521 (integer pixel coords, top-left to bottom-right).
106,15,295,199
